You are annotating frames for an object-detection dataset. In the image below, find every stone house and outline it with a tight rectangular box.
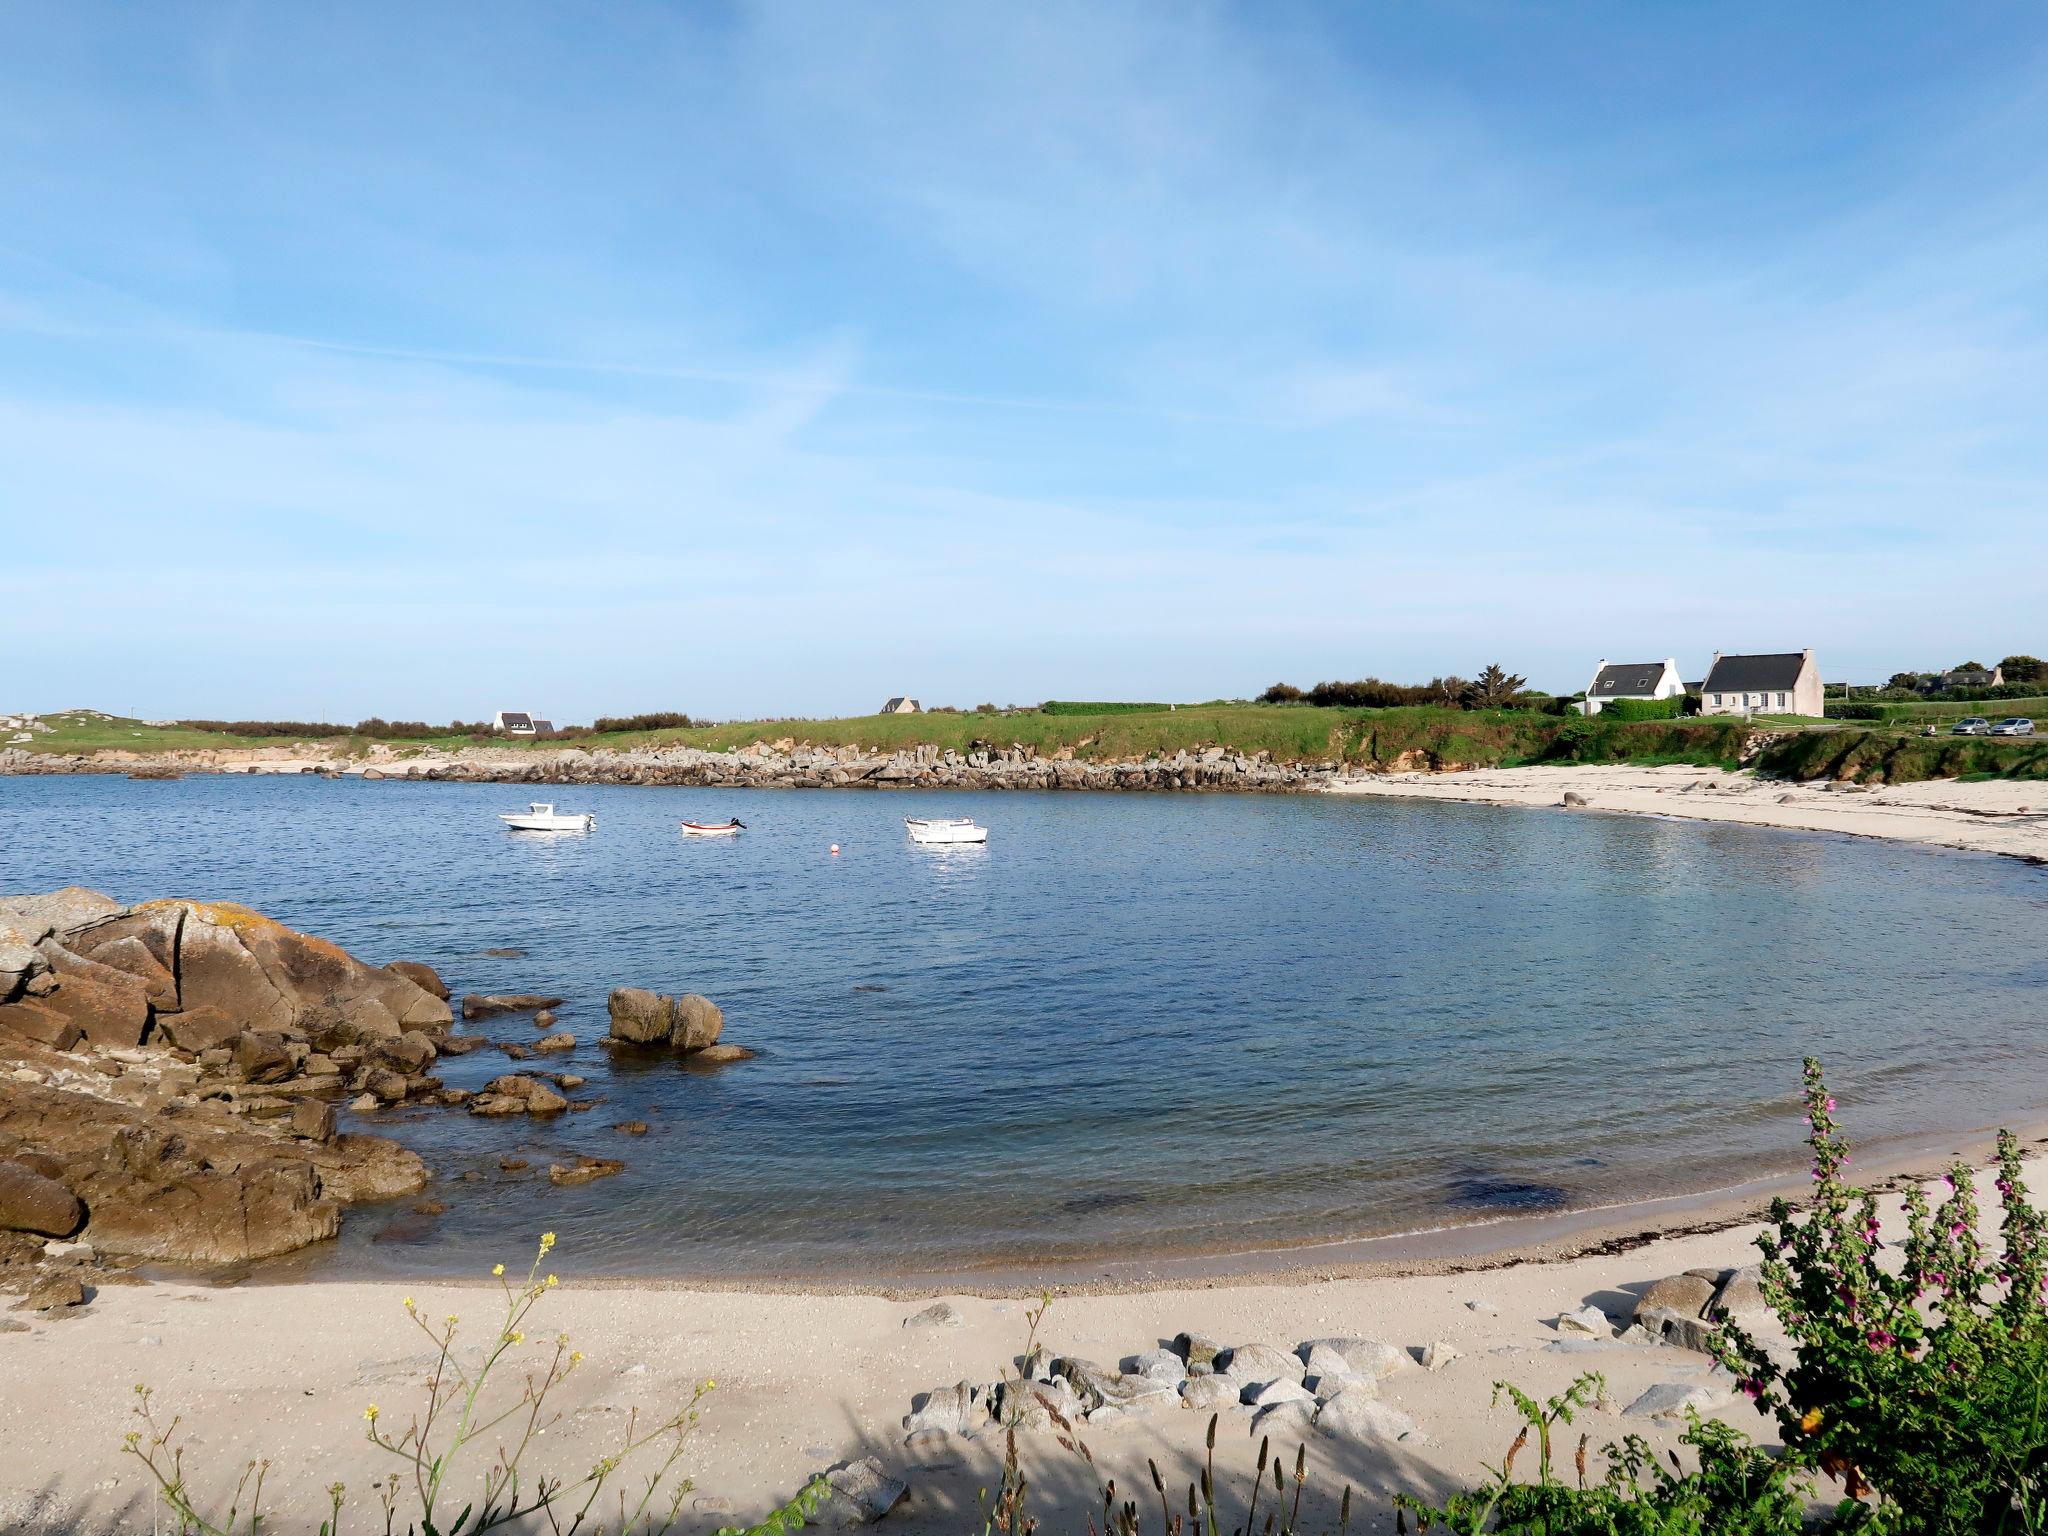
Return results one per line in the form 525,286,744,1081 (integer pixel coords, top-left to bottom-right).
1926,665,2003,693
1699,651,1824,718
1581,657,1685,715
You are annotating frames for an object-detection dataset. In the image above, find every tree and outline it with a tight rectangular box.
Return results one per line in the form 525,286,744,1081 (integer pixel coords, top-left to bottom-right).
1954,660,1987,672
1885,672,1923,692
1464,663,1529,709
1998,654,2045,684
1259,682,1304,703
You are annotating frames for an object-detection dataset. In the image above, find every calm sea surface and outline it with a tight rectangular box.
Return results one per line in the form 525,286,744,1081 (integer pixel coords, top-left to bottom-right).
3,774,2046,1280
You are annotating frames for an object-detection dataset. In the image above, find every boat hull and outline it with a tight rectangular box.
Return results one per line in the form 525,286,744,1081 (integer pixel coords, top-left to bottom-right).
500,814,595,832
681,823,742,836
905,817,988,845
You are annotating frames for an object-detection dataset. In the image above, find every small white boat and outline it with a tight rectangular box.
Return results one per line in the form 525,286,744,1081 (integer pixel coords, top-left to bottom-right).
681,818,746,836
499,802,595,832
905,815,988,845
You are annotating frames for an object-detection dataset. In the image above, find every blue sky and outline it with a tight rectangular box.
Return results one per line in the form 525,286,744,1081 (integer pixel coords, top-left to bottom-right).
4,2,2045,721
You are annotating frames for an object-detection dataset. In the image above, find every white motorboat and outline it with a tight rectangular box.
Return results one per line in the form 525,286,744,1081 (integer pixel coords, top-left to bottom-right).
905,815,988,845
680,818,746,836
499,802,595,832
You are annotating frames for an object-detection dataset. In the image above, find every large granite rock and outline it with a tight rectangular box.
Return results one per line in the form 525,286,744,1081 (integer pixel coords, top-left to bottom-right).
0,1159,84,1237
0,1076,423,1265
383,960,449,1000
673,994,723,1051
606,988,673,1044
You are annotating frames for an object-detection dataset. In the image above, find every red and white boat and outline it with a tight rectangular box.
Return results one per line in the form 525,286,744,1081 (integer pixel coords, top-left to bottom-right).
680,818,746,836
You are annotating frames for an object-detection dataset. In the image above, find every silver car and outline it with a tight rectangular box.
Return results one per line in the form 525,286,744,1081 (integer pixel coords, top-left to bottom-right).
1951,716,1992,735
1988,717,2036,737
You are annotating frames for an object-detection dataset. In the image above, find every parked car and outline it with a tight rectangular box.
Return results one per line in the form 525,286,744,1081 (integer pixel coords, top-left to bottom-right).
1952,716,1992,735
1988,717,2037,737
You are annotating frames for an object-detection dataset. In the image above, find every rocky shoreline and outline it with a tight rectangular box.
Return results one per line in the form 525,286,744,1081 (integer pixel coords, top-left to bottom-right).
1,740,1350,791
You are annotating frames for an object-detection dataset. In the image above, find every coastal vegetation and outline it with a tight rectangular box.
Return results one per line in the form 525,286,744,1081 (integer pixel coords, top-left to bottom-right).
11,704,2048,783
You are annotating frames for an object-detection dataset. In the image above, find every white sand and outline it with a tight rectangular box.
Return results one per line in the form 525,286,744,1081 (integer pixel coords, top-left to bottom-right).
11,1159,2034,1535
1327,763,2048,863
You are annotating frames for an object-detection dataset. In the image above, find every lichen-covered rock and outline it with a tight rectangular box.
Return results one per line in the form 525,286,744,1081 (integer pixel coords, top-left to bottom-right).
463,993,564,1020
1296,1337,1412,1380
1317,1388,1421,1443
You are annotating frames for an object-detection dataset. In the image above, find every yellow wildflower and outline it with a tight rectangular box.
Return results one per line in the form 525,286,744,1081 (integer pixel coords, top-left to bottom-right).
492,1264,505,1277
403,1297,415,1312
546,1273,558,1288
510,1330,525,1345
540,1232,557,1254
364,1404,380,1423
571,1351,585,1365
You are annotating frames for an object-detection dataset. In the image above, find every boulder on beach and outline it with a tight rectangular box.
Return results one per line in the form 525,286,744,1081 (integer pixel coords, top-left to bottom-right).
468,1075,568,1117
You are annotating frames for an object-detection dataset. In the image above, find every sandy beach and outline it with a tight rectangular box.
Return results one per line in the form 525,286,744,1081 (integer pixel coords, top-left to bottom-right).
1327,763,2048,864
1,1156,2029,1536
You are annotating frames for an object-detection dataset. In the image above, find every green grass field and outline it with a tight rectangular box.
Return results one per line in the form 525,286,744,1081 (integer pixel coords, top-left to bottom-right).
14,704,2045,783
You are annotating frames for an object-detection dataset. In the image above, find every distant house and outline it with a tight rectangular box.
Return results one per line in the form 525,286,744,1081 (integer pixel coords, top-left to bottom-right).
492,711,538,735
880,697,921,715
1581,657,1685,715
1926,665,2003,693
1699,651,1824,718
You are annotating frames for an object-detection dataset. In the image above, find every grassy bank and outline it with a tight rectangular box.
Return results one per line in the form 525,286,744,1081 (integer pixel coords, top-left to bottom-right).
1756,727,2048,783
20,705,2047,783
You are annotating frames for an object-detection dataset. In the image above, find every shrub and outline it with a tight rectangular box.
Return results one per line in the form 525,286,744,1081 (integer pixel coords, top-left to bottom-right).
1397,1374,1806,1536
1597,697,1683,722
1825,702,1889,721
1716,1060,2048,1530
1305,677,1436,708
1259,683,1305,703
593,712,696,733
1038,701,1170,716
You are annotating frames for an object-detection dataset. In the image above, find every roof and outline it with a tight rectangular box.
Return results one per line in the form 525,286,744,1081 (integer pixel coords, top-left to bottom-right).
883,697,918,711
529,719,555,733
1588,661,1669,698
497,711,533,729
1701,653,1809,693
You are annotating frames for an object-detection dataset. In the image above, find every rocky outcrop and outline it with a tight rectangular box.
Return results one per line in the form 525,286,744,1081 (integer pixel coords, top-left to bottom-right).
0,888,446,1271
0,1160,85,1237
462,993,565,1020
606,988,748,1061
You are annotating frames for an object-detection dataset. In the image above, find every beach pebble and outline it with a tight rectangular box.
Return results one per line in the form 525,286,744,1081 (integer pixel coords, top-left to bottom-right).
693,1497,735,1515
1180,1374,1238,1411
1317,1388,1421,1444
821,1458,909,1526
1128,1348,1185,1383
1245,1377,1316,1410
1297,1337,1410,1380
1308,1371,1373,1402
903,1382,983,1438
1222,1341,1304,1386
1465,1299,1498,1314
622,1363,649,1376
1555,1306,1612,1336
1422,1340,1461,1371
1251,1399,1316,1437
1624,1382,1725,1420
903,1301,963,1330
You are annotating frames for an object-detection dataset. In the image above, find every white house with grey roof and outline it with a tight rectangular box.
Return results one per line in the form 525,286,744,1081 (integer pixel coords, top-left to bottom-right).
1699,650,1823,718
1581,657,1685,715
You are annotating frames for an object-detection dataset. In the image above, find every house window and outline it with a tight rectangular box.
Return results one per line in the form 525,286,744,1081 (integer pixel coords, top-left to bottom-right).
1710,694,1721,706
1777,692,1786,708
